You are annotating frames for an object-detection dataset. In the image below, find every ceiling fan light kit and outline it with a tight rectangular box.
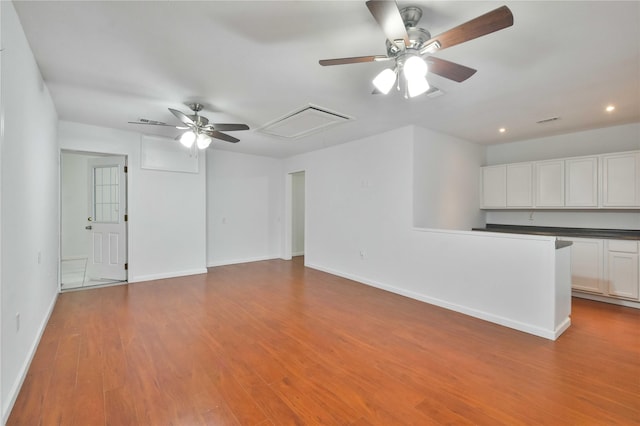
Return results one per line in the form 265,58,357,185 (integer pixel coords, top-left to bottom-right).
320,1,514,99
372,68,397,94
196,133,212,149
179,131,196,148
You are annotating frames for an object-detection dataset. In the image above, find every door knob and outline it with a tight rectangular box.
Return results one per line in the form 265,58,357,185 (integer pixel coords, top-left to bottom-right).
85,225,92,230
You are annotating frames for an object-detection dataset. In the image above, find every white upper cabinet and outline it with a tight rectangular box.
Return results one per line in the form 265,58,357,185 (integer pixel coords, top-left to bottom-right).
535,160,565,207
506,163,533,207
565,156,598,207
602,151,640,207
481,165,506,208
480,150,639,210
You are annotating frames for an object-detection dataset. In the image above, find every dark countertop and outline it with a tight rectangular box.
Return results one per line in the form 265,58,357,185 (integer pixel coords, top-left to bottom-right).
472,224,640,241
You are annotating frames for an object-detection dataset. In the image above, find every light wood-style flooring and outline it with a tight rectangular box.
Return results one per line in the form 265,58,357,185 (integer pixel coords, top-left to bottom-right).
8,257,640,425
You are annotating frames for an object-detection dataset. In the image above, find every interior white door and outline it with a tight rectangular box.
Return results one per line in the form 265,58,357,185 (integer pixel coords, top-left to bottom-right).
87,157,127,281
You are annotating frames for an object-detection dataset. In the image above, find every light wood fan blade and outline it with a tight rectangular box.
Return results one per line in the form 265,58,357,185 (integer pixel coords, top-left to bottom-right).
204,130,240,143
211,123,249,131
168,108,195,127
425,5,513,51
319,55,390,66
366,0,410,48
427,57,477,82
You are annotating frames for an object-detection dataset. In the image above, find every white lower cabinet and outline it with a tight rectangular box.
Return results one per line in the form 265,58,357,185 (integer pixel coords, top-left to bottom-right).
561,237,639,301
560,237,604,293
605,240,639,300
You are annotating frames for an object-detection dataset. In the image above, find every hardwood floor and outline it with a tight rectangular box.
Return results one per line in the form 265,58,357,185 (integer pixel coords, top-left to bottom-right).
8,257,640,425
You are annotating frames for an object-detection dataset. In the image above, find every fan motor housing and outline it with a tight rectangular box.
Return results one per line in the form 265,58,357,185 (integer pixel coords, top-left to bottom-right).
386,27,432,56
189,115,209,126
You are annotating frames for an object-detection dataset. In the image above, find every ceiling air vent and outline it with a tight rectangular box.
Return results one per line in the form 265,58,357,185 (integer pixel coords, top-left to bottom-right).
258,104,353,139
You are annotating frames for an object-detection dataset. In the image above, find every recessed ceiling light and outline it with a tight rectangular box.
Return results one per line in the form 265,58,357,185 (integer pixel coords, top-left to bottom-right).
499,127,506,133
606,105,615,112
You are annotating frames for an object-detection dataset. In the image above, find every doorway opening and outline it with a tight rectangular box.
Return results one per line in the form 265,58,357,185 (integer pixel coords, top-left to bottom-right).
291,171,305,258
60,151,128,291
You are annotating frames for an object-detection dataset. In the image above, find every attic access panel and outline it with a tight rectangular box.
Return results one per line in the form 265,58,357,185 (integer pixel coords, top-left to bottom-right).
258,104,353,139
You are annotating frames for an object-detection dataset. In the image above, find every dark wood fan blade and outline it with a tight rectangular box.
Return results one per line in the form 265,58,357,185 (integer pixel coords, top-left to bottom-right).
211,123,249,131
168,108,195,127
427,57,477,82
425,5,513,51
319,55,389,66
366,0,410,47
204,130,240,143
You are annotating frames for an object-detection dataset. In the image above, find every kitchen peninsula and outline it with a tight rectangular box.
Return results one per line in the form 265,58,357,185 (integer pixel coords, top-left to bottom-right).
473,224,640,308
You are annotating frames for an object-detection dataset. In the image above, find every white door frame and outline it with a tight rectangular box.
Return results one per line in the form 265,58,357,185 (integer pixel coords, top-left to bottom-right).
59,150,128,290
284,169,306,261
291,171,306,257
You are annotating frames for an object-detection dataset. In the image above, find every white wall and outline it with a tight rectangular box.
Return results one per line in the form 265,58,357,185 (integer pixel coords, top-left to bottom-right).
485,123,640,164
206,149,283,266
285,126,415,275
484,123,640,229
58,121,207,282
283,125,568,339
1,1,59,420
283,124,486,278
413,126,485,230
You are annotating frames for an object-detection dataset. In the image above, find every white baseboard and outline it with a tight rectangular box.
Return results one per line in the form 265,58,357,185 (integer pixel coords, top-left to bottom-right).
207,255,279,267
3,291,58,424
305,262,564,341
572,291,640,309
129,268,208,283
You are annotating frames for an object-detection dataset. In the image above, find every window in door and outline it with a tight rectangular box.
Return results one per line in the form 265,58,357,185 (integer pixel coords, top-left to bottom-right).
93,165,120,223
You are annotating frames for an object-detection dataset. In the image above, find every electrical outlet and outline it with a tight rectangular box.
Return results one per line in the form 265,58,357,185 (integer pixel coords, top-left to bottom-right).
16,313,20,331
359,250,366,259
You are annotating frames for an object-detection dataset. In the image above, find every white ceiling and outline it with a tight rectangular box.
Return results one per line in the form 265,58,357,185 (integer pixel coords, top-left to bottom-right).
12,1,640,158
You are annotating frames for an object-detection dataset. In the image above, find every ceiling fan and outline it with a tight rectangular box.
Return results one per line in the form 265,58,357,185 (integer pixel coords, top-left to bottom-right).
319,1,513,98
129,103,250,149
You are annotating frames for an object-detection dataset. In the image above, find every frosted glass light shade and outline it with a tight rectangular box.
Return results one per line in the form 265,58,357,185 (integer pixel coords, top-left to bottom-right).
180,131,196,148
196,134,212,149
407,77,430,98
403,55,428,81
372,68,397,94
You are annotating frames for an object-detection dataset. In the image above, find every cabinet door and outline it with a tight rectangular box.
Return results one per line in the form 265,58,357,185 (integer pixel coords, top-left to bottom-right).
602,151,640,207
481,165,506,208
535,160,564,207
561,237,604,294
565,157,598,207
605,250,639,300
506,163,533,207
